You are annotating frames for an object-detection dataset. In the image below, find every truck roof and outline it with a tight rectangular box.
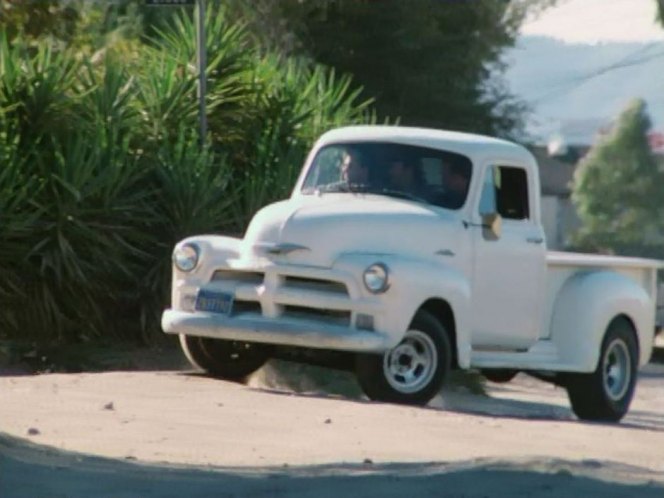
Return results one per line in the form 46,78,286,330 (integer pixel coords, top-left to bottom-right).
317,126,534,165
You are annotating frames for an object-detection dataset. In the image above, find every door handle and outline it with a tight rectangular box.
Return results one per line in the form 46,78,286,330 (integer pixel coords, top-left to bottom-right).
526,237,544,244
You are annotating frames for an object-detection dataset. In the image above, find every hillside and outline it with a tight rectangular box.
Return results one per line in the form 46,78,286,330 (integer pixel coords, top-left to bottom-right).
506,36,664,142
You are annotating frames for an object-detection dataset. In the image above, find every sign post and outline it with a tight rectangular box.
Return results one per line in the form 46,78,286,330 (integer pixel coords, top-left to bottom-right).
146,0,206,147
195,0,207,145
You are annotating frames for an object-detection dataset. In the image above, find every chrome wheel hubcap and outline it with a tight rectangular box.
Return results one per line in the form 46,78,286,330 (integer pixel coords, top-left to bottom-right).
602,339,631,401
383,329,437,394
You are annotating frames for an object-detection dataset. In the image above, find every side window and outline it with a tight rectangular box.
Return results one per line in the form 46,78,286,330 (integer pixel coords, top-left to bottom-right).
478,166,530,220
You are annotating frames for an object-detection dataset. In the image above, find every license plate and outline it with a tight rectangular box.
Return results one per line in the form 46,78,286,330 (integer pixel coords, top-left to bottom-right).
195,290,234,315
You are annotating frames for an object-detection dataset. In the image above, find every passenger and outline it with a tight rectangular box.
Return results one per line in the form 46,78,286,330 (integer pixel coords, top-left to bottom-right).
387,157,427,199
442,161,471,209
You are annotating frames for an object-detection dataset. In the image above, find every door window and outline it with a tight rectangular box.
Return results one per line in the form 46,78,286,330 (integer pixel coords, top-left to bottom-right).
478,166,529,220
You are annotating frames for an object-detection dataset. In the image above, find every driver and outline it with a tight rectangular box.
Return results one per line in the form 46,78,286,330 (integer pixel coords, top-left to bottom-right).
340,149,369,185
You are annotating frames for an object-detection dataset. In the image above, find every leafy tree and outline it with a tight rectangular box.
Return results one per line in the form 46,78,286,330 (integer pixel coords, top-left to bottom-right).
3,0,557,140
0,0,79,42
572,99,664,258
226,0,557,139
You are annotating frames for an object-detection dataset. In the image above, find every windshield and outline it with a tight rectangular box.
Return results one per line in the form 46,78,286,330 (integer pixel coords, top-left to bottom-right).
301,141,472,210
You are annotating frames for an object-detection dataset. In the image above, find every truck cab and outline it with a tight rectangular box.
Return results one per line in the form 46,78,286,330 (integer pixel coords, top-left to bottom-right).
163,126,661,422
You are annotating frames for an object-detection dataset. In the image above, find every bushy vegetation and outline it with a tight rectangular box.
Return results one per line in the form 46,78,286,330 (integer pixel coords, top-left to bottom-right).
572,99,664,259
226,0,558,139
0,5,373,343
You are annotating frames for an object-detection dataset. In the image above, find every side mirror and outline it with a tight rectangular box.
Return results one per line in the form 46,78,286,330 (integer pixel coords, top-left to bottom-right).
481,212,502,241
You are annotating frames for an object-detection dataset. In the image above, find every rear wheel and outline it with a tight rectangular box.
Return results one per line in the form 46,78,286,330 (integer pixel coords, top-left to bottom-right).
355,310,451,405
565,318,638,422
179,335,270,381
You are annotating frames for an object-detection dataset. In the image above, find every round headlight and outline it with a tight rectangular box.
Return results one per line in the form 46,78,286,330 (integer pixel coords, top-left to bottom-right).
173,243,199,272
363,263,390,294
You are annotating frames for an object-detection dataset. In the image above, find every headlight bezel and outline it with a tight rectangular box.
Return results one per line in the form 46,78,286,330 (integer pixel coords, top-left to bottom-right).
363,262,390,294
173,243,200,272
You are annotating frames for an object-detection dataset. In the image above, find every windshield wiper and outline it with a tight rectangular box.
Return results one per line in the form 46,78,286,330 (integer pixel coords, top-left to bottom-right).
315,182,372,194
313,185,426,203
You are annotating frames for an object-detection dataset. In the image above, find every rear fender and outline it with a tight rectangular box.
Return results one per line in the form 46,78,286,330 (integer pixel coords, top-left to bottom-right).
549,271,654,371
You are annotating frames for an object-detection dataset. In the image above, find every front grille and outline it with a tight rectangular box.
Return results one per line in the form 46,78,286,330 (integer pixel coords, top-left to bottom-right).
282,305,351,327
212,270,264,285
206,267,354,327
232,300,262,315
283,276,348,295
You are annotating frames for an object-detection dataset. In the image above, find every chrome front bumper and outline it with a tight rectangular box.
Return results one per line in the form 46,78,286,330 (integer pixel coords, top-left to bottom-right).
162,309,389,352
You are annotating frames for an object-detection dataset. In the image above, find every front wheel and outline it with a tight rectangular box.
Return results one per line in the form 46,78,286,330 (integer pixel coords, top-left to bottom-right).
179,335,270,381
355,310,451,405
565,318,638,422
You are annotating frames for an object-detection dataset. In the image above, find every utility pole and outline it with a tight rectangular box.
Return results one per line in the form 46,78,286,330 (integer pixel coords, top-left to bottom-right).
145,0,206,147
195,0,207,146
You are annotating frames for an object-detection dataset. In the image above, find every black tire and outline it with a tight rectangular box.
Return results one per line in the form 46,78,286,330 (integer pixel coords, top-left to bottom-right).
179,334,270,381
355,310,451,405
482,369,518,384
565,318,638,422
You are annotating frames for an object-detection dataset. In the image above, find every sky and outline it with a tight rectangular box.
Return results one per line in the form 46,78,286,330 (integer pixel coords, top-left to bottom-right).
508,0,664,143
521,0,664,44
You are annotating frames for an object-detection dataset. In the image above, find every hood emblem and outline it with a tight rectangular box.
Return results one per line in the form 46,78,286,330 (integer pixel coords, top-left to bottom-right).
254,243,310,255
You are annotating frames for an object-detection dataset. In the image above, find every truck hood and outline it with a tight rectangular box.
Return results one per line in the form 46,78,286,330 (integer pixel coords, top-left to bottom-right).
242,194,462,267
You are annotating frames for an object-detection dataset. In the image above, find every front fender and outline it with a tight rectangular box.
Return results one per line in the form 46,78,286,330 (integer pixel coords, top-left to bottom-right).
171,235,242,307
334,253,472,366
550,270,655,371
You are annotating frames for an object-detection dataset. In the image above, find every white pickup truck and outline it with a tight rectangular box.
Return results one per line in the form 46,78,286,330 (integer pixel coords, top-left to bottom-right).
162,126,662,422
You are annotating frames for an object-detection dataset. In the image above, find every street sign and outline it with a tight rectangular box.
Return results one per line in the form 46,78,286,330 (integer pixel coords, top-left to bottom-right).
145,0,194,6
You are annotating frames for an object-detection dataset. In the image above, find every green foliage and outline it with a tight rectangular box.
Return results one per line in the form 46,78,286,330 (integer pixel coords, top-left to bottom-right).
227,0,556,139
0,4,372,343
0,37,82,147
571,99,664,257
0,0,79,42
228,57,374,230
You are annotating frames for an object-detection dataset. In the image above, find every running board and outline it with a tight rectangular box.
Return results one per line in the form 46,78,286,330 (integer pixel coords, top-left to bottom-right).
470,340,566,370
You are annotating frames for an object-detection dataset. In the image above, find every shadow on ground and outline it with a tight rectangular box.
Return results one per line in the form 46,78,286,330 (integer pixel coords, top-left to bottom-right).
1,434,662,498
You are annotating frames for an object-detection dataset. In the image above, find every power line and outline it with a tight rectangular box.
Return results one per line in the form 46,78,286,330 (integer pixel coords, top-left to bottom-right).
530,42,664,104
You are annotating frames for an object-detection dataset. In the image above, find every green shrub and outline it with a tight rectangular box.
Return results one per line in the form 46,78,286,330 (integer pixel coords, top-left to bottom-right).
0,5,374,343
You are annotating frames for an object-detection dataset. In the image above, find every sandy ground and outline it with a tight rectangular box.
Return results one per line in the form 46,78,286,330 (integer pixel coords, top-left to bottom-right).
1,356,663,497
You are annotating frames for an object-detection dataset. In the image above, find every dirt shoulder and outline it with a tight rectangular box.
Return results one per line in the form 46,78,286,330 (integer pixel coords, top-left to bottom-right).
1,359,663,497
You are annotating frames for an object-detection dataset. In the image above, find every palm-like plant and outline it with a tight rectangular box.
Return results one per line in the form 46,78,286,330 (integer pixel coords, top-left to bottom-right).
136,128,237,338
0,3,376,344
20,130,152,340
0,36,82,150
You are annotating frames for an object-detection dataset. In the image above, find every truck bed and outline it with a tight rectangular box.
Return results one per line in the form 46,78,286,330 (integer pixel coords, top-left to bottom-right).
547,251,663,271
542,251,662,349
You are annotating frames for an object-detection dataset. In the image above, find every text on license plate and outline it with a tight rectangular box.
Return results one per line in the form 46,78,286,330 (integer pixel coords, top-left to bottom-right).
195,290,234,314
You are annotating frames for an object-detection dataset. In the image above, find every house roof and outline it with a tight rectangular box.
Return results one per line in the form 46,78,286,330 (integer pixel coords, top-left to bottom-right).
528,145,589,197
